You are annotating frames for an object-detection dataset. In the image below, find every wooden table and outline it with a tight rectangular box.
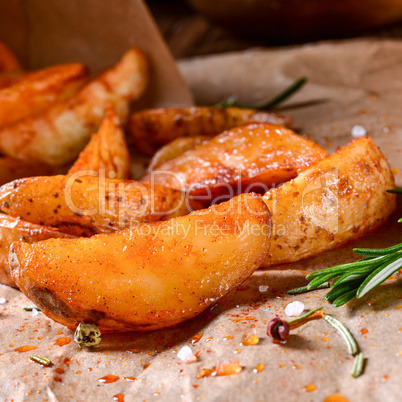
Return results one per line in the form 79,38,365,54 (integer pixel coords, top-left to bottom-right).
147,0,402,59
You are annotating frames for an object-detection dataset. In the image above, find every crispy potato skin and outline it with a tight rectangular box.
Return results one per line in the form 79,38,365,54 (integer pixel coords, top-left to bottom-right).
0,63,89,128
0,48,149,166
0,175,191,236
0,71,24,89
147,136,210,172
0,215,73,287
129,106,293,156
143,123,328,198
261,137,396,267
0,156,56,186
10,193,270,332
68,107,131,179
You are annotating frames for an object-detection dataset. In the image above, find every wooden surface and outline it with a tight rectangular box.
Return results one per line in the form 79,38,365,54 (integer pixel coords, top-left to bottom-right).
147,0,402,59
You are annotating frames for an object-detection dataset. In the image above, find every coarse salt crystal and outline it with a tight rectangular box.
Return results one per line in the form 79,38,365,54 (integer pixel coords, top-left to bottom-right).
177,345,197,363
351,125,367,138
285,301,305,317
259,285,268,292
0,298,6,304
31,308,39,317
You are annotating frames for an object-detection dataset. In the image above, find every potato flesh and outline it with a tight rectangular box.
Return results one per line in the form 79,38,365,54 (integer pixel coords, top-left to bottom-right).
143,123,328,198
262,137,396,267
129,106,293,156
0,63,88,128
68,107,131,179
0,48,149,166
0,215,73,287
0,175,191,236
10,193,270,332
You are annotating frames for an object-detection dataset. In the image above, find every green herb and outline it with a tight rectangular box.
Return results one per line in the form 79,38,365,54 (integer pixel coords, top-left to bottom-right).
74,323,102,348
287,282,330,295
386,188,402,194
216,77,307,110
22,305,41,311
305,242,402,307
351,352,365,378
288,306,323,326
29,355,52,366
323,314,358,356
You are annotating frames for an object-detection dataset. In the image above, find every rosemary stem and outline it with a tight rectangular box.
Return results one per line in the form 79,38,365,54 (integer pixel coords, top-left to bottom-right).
351,352,365,378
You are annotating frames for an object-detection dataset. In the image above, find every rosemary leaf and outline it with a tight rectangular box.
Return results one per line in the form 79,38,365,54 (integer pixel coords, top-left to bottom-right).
307,273,339,290
386,188,402,194
215,77,307,110
325,280,363,302
332,289,358,307
287,282,330,295
323,314,359,356
353,243,402,257
29,355,52,366
357,253,402,299
351,352,365,378
332,266,376,287
288,306,323,326
22,305,41,311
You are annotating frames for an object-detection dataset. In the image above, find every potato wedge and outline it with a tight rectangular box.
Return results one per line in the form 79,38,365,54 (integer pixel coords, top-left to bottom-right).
129,106,293,156
143,123,328,199
0,48,149,166
0,71,24,89
0,175,191,236
0,215,73,287
0,63,89,128
261,137,396,267
147,136,210,172
68,107,130,179
0,156,56,186
0,41,21,72
10,193,270,332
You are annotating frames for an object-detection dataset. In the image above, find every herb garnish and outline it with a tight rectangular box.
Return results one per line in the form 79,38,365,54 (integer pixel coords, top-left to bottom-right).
216,77,307,110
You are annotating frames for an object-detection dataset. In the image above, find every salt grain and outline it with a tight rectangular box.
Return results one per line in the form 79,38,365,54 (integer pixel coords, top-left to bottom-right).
0,298,6,304
259,285,268,292
351,125,367,138
177,346,197,363
31,308,39,317
285,301,305,317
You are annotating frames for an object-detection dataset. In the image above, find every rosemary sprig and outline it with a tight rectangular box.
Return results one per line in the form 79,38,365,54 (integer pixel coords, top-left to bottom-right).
215,77,307,110
22,305,41,311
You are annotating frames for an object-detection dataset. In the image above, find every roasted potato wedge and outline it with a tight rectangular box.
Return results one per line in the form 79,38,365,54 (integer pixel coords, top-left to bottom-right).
0,48,149,166
261,137,396,267
0,175,192,236
0,41,21,72
147,136,210,172
0,71,24,89
0,215,73,287
68,107,130,179
143,123,328,199
0,156,56,186
129,106,293,156
10,193,270,332
0,63,88,128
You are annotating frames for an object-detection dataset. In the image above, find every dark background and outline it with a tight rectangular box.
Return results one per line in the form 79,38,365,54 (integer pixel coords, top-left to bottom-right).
147,0,402,59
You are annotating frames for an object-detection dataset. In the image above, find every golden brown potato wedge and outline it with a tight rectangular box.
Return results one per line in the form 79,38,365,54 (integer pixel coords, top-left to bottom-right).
129,106,293,156
147,136,210,172
10,193,270,332
0,175,192,237
0,41,21,72
143,123,328,200
261,137,396,267
0,48,149,166
0,215,73,287
0,156,56,186
68,107,130,179
0,63,89,128
0,71,24,89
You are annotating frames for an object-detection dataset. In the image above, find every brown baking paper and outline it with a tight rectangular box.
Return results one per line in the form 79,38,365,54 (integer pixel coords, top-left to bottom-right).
0,39,402,401
0,0,193,108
